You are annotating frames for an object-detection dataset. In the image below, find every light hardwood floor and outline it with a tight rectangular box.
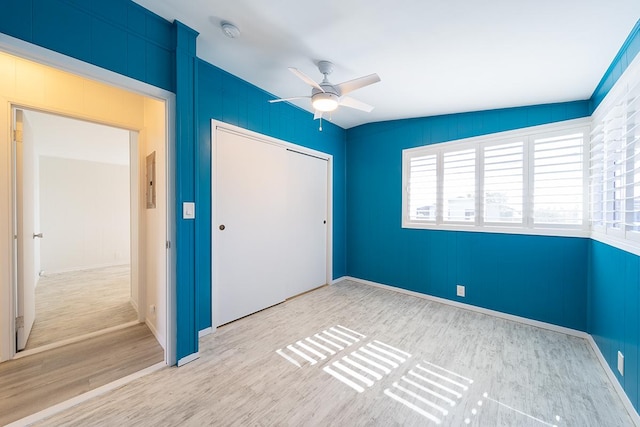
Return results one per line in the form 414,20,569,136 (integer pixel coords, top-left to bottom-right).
31,280,634,426
26,265,137,350
0,323,163,426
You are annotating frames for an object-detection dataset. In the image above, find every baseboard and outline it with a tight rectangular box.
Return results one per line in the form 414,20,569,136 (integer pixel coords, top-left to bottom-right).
145,319,165,351
43,263,131,276
586,336,640,426
129,297,139,313
344,276,588,339
199,327,213,338
177,352,200,367
331,276,347,285
343,276,640,424
7,361,166,427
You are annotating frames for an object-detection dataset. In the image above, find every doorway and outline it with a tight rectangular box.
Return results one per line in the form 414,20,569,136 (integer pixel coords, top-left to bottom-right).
13,108,139,352
0,47,174,366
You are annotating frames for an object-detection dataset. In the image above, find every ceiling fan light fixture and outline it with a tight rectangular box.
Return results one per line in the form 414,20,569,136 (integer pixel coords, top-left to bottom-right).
312,92,339,112
221,22,240,38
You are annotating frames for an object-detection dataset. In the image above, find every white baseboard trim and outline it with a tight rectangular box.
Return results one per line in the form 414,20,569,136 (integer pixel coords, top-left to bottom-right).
145,319,165,351
343,276,640,424
345,276,588,339
199,327,213,338
14,321,140,360
331,276,347,285
177,352,200,367
586,335,640,426
130,297,139,313
7,361,166,427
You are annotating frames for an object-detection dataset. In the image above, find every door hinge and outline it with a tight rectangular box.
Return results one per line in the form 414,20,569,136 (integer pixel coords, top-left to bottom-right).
13,129,23,143
15,316,24,329
166,241,171,249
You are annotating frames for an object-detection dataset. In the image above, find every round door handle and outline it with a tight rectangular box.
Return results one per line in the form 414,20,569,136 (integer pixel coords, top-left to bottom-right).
219,225,225,231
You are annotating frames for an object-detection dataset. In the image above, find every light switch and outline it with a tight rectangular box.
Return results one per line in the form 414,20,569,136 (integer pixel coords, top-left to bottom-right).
183,202,195,219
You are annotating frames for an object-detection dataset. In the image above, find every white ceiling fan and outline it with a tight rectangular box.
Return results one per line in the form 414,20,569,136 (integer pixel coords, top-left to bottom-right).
269,61,381,130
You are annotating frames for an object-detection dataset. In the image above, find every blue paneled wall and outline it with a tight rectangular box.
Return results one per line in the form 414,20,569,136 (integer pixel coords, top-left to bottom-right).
196,59,347,331
0,0,175,91
589,241,640,411
1,1,639,413
590,19,640,111
346,102,591,330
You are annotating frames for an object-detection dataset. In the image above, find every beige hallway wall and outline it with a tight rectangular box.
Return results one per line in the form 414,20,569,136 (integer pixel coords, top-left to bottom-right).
0,51,167,361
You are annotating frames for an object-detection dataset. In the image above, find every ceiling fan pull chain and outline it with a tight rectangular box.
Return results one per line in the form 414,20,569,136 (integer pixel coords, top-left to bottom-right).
319,116,323,132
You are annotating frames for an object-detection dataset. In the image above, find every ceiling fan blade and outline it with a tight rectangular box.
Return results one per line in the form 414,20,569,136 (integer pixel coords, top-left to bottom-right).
336,73,380,96
268,96,310,103
339,96,374,113
288,67,324,92
314,110,323,120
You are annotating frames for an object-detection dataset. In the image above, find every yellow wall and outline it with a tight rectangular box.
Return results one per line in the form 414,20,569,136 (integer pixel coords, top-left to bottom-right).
0,51,167,360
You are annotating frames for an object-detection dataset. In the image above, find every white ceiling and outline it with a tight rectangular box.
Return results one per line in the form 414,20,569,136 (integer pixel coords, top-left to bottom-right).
23,110,130,165
133,0,640,129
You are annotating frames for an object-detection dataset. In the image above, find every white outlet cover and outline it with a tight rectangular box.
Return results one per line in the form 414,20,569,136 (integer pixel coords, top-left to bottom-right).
456,285,465,297
618,351,624,376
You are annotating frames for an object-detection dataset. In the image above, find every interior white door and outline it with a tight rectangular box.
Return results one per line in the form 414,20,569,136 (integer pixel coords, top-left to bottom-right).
285,150,328,296
14,109,37,350
213,130,289,326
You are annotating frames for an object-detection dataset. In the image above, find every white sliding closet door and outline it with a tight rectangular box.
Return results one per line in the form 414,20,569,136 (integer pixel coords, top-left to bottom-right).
213,125,329,328
285,150,327,297
214,130,289,326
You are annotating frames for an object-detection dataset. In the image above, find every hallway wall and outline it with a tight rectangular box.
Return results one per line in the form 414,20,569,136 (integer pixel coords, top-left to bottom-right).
0,51,167,360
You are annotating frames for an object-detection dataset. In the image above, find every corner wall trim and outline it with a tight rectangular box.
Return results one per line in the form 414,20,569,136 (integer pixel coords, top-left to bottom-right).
177,352,200,367
343,276,640,424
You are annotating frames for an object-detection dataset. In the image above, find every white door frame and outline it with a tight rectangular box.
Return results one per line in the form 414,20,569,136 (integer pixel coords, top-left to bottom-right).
0,34,176,365
11,107,141,350
210,120,333,332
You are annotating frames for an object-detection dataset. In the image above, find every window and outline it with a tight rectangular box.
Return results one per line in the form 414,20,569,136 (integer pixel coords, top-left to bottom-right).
443,149,475,222
483,142,523,223
591,64,640,242
533,133,584,226
408,154,437,221
403,121,589,236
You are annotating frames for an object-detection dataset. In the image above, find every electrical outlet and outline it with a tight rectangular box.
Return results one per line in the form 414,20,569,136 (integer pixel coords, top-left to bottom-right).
456,285,465,297
618,351,624,376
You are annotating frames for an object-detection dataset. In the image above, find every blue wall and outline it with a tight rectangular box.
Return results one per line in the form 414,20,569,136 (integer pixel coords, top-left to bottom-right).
590,19,640,112
196,59,347,331
589,241,640,411
0,0,175,92
346,102,591,330
1,4,640,413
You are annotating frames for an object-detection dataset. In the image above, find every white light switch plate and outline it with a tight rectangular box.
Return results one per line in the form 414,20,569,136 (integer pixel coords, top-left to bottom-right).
456,285,465,297
183,202,195,219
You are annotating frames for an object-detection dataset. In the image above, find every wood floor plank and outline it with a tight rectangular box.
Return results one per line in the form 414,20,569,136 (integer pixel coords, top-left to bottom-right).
0,323,163,426
28,280,634,426
26,265,137,350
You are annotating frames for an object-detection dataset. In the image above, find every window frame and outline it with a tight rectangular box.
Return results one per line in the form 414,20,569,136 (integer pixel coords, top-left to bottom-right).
591,55,640,249
402,118,591,238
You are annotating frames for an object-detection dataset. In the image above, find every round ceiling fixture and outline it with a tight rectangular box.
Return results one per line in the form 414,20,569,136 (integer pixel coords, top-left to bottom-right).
221,22,240,39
